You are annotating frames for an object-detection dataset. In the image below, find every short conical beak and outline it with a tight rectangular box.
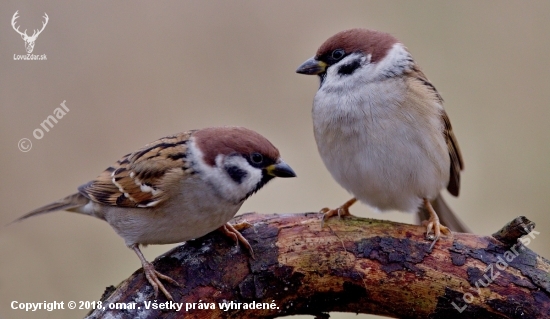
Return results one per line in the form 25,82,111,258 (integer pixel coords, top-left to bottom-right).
296,57,327,75
266,160,296,178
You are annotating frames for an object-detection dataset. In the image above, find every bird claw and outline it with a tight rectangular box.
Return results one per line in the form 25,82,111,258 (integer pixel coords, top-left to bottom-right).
231,221,253,231
422,218,451,251
319,198,358,228
219,222,255,259
421,198,452,251
142,261,179,301
132,244,178,301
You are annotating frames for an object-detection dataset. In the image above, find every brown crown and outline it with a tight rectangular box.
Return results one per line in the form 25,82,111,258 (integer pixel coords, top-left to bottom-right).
317,28,399,64
194,127,280,166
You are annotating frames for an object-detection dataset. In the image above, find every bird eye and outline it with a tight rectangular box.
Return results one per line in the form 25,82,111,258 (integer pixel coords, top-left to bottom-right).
331,49,345,60
250,153,263,164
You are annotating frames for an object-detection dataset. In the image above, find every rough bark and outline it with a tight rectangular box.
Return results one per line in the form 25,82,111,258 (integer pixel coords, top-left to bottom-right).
86,213,550,319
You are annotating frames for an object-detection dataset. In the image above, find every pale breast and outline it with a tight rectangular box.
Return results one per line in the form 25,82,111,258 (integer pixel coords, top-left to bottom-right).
313,77,450,212
101,175,243,246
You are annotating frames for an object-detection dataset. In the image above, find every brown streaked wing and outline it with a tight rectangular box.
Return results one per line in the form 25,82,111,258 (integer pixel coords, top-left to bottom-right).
410,66,444,103
442,112,464,196
78,131,195,208
409,66,463,196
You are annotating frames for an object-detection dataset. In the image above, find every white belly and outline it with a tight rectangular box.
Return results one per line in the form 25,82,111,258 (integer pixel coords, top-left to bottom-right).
313,78,449,213
97,176,243,246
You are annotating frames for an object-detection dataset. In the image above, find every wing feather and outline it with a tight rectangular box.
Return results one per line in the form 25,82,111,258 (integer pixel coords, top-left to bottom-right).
78,131,195,208
410,66,464,196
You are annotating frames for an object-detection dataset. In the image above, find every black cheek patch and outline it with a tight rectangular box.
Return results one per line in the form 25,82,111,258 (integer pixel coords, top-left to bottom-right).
338,59,362,76
225,165,248,184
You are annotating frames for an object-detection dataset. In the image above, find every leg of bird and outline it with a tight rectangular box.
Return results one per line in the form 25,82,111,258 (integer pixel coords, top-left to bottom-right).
421,198,451,250
229,221,253,232
131,244,179,301
320,197,358,227
218,222,254,259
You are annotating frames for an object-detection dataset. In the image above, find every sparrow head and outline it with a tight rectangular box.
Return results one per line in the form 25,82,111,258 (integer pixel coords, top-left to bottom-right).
77,127,295,209
297,28,412,86
191,126,296,203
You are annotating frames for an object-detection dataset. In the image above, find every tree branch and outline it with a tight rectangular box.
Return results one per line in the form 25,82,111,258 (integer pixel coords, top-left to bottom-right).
86,213,550,319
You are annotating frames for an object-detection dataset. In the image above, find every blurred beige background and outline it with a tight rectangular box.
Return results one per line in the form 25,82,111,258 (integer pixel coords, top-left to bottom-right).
1,1,549,318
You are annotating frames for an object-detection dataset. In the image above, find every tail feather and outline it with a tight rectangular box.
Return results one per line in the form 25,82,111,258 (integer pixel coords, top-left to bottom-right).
11,193,89,224
417,193,470,233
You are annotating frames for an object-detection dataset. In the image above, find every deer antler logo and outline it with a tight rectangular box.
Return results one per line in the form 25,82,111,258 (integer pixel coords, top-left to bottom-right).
11,10,49,54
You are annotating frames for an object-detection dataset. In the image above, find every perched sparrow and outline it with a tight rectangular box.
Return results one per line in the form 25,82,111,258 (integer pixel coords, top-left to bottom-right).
15,126,296,300
296,28,468,249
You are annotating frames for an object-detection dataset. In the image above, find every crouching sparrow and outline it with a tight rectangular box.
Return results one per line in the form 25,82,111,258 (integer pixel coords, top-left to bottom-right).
296,28,468,249
14,126,296,300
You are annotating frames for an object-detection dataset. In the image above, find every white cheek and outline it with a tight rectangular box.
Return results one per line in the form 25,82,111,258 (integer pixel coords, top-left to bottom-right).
322,53,370,92
216,155,263,201
321,43,412,93
187,141,263,203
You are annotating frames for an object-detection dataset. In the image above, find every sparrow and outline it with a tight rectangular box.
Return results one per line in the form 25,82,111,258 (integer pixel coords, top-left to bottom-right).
296,28,468,249
14,126,296,300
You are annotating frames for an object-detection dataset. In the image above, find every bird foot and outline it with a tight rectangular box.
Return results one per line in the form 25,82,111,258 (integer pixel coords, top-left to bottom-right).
142,260,180,301
422,215,451,251
131,244,179,301
320,198,358,228
219,222,255,259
